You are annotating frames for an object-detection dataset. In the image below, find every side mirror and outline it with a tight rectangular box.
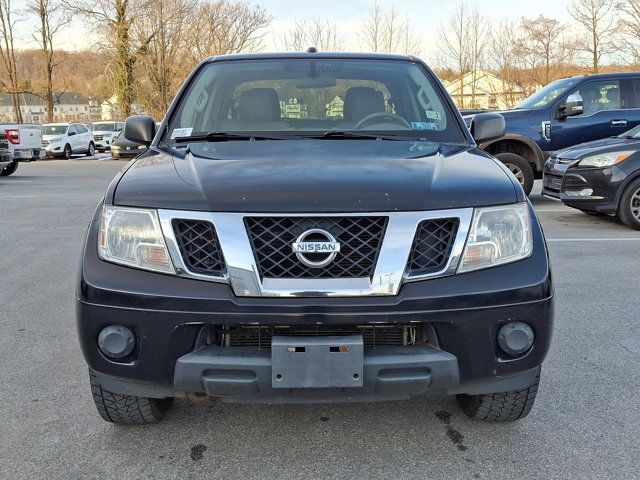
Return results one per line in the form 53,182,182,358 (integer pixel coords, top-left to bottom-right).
558,93,583,119
124,115,157,146
68,131,76,136
468,112,505,143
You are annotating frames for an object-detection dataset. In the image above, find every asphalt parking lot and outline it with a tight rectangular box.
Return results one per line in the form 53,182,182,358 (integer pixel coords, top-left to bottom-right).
1,159,639,480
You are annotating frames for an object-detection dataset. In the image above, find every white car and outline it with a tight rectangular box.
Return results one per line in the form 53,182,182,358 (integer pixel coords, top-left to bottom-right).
90,121,124,152
42,122,95,159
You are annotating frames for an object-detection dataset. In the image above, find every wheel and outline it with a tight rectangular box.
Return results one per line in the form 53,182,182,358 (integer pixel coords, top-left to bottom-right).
494,152,535,196
63,144,72,159
89,370,173,424
618,177,640,230
456,367,541,422
86,142,95,156
0,161,18,176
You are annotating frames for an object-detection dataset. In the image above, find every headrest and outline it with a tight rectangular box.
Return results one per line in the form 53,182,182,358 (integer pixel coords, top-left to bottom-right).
343,87,386,122
237,88,281,122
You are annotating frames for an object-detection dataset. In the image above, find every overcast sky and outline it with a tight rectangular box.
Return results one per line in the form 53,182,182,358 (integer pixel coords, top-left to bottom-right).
15,0,573,55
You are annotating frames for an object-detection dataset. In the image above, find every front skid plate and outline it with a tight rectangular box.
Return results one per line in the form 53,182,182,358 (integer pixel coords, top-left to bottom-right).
271,335,364,388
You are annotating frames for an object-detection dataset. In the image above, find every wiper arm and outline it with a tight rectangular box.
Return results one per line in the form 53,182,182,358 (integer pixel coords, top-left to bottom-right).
173,132,283,143
312,131,405,140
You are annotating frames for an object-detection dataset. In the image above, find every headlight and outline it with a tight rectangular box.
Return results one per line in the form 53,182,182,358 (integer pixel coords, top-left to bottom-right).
458,203,533,273
579,151,635,167
98,205,174,273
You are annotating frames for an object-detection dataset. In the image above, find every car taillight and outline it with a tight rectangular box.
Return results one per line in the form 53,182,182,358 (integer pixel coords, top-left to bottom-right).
5,129,19,145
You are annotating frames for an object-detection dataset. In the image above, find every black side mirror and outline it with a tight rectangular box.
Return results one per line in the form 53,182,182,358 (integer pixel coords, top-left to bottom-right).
68,131,76,136
124,115,157,146
557,93,583,119
468,112,505,143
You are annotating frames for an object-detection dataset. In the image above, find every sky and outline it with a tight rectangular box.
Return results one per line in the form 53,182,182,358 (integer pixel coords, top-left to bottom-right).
15,0,574,55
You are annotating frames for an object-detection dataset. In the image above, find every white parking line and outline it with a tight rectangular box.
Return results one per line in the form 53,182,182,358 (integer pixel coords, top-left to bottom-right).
547,237,640,242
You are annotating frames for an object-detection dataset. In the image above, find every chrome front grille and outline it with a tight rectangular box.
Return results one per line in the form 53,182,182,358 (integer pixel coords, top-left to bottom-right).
244,216,387,279
407,218,459,277
172,219,226,276
94,135,103,141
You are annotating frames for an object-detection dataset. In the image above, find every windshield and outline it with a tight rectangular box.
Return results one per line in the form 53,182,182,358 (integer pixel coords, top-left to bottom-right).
620,125,640,138
517,78,582,109
92,122,117,131
43,125,68,135
166,58,464,144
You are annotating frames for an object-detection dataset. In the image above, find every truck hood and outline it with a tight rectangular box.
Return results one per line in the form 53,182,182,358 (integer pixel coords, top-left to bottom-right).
112,140,518,212
555,136,640,160
93,130,117,136
495,109,534,119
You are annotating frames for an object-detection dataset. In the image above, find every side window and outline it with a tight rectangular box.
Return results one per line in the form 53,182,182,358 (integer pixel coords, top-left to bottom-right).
68,125,77,135
574,81,621,116
77,124,87,133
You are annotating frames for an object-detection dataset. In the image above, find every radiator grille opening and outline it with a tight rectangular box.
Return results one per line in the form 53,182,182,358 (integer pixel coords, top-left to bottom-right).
173,219,226,276
407,218,459,277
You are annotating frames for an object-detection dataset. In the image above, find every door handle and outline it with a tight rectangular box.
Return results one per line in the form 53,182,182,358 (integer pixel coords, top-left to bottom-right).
611,120,628,127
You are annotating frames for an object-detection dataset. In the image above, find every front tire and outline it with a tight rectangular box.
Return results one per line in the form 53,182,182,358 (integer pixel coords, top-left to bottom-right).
618,177,640,230
89,371,173,424
456,367,541,422
86,142,95,156
0,161,18,176
494,152,535,196
62,144,72,159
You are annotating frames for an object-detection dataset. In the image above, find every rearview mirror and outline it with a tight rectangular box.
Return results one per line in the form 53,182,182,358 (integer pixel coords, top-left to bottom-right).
467,112,505,143
558,93,583,119
124,115,157,146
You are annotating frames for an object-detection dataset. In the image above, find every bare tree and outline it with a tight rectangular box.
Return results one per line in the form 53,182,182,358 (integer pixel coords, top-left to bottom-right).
437,1,471,108
188,0,271,61
360,1,422,55
279,18,345,51
515,15,577,87
616,0,640,64
0,0,22,122
28,0,70,122
65,0,155,117
568,0,616,73
133,0,196,117
486,19,522,108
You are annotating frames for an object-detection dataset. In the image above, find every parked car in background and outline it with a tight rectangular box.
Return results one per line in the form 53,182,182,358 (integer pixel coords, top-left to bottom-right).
110,130,148,159
0,124,43,176
469,72,640,195
543,124,640,230
42,122,95,159
0,132,14,176
91,121,124,152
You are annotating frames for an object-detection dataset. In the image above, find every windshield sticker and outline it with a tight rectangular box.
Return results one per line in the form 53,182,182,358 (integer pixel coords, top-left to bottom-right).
411,122,438,131
425,111,441,120
171,127,193,139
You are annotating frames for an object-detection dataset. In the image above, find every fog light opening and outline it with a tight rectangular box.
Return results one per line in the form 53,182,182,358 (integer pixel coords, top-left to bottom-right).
98,325,135,359
497,321,534,356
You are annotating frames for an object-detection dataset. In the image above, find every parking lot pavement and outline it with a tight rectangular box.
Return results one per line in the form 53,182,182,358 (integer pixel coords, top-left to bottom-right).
1,161,638,480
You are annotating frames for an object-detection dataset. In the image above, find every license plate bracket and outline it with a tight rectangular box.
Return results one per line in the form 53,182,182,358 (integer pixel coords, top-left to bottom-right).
271,335,364,389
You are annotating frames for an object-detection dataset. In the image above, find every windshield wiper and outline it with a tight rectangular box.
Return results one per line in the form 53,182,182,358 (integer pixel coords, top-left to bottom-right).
173,132,284,143
309,131,408,141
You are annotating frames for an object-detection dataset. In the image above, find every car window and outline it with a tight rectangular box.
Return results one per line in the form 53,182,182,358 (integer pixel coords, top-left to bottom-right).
517,78,581,109
573,81,621,116
77,124,88,133
168,59,462,143
68,125,77,135
42,125,68,135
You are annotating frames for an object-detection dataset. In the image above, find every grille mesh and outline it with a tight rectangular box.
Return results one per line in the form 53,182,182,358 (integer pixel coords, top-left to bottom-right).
173,219,225,276
227,325,405,348
245,216,387,279
407,218,458,276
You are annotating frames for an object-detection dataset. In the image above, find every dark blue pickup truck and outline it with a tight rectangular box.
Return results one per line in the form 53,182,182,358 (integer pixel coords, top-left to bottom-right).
470,73,640,195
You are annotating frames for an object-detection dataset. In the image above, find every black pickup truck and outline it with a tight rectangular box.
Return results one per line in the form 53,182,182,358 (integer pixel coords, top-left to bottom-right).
77,52,553,424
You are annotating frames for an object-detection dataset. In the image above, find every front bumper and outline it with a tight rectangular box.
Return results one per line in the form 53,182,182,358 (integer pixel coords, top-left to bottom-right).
544,159,625,213
77,207,553,402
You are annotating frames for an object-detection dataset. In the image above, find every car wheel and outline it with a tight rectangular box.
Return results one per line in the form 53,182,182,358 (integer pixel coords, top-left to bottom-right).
63,144,72,159
86,142,95,157
456,367,541,422
89,370,173,424
0,161,18,176
618,177,640,230
494,153,535,196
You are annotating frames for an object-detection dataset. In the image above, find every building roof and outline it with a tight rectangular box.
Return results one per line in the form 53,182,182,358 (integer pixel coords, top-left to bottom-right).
0,92,92,107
